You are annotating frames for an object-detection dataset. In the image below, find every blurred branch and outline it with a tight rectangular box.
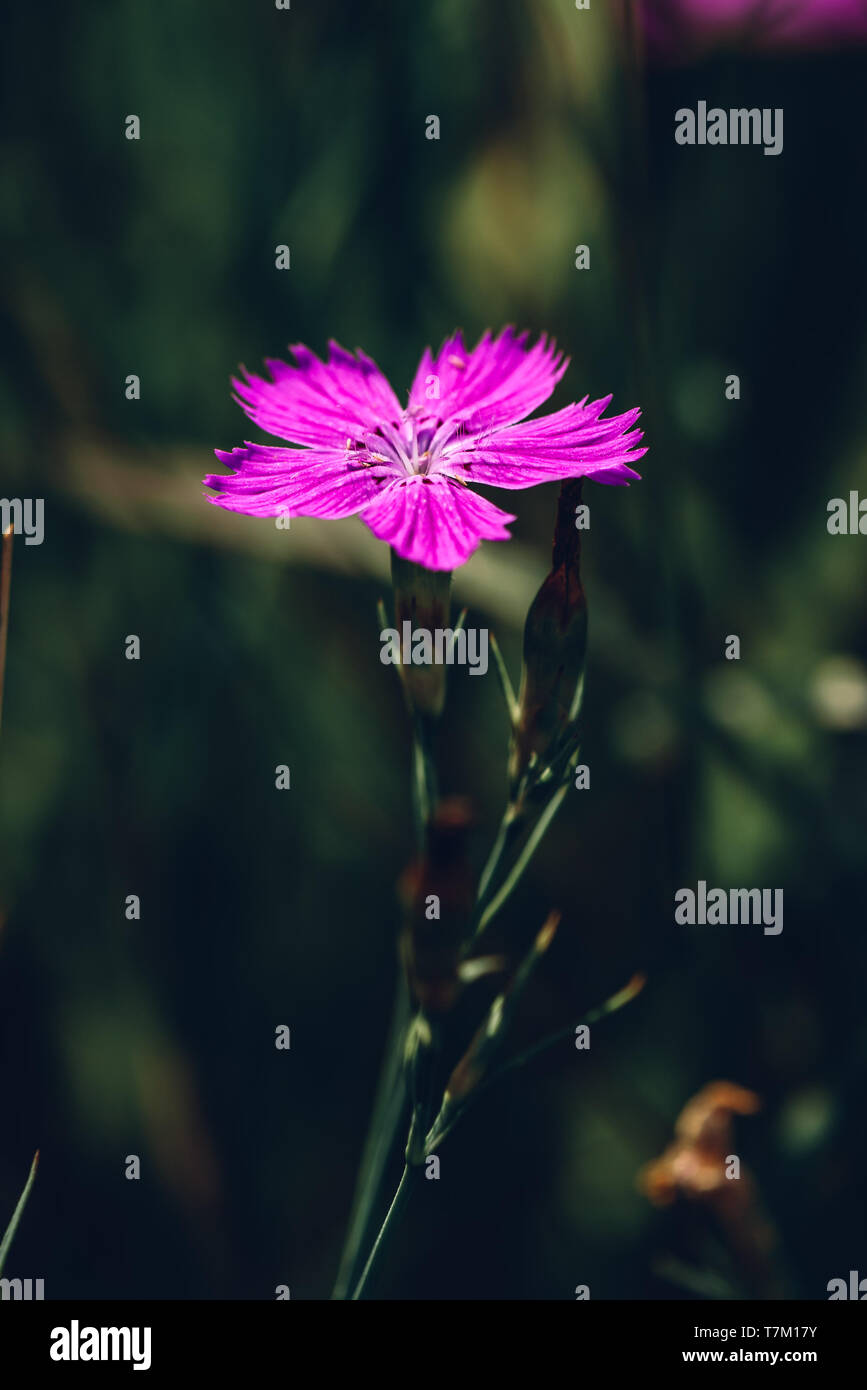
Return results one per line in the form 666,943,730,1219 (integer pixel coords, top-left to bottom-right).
55,435,865,876
57,432,539,628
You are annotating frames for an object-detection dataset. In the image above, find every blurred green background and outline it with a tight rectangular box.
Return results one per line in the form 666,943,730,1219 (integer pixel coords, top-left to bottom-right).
1,0,865,1299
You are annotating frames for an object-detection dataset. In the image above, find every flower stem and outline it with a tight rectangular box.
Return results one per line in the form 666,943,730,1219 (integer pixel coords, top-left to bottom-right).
351,1165,413,1300
411,713,438,852
331,973,410,1299
474,784,568,938
475,805,517,908
0,1150,38,1277
333,684,437,1297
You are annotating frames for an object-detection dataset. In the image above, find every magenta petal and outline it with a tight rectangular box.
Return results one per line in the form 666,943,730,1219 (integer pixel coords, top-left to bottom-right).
232,341,404,448
436,398,646,489
204,443,400,518
361,476,516,570
409,327,568,433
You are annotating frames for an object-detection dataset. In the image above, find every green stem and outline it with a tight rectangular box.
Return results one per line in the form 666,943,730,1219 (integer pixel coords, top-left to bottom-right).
488,631,519,723
485,972,645,1082
351,1166,413,1300
411,714,438,851
0,1150,38,1277
426,973,645,1153
475,785,568,937
475,806,519,910
331,976,410,1299
333,675,438,1297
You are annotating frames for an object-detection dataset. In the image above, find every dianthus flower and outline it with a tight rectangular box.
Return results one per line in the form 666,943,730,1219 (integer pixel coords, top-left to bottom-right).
206,328,645,571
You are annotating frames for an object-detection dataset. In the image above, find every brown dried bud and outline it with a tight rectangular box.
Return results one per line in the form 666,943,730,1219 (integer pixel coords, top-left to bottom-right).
640,1082,762,1207
638,1081,782,1296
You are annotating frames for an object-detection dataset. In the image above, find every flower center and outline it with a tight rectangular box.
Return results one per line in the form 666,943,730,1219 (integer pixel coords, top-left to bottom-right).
348,414,469,480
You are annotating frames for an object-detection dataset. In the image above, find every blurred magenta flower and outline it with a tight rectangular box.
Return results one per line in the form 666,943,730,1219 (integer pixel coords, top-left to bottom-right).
205,329,645,571
640,0,867,60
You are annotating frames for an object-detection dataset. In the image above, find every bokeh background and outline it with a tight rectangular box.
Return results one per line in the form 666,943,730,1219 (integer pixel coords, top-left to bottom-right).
1,0,865,1299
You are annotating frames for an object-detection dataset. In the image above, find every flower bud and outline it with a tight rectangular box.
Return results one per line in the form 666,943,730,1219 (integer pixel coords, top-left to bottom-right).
510,480,587,784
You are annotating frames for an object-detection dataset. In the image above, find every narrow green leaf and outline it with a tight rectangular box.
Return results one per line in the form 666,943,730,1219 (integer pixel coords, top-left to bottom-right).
0,1150,39,1278
476,783,568,934
488,631,518,725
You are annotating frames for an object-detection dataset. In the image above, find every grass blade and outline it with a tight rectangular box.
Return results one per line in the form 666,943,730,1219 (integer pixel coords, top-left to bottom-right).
0,1150,39,1278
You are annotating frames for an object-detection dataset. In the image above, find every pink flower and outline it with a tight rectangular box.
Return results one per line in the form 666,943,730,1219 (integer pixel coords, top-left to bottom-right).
640,0,867,62
205,329,645,571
